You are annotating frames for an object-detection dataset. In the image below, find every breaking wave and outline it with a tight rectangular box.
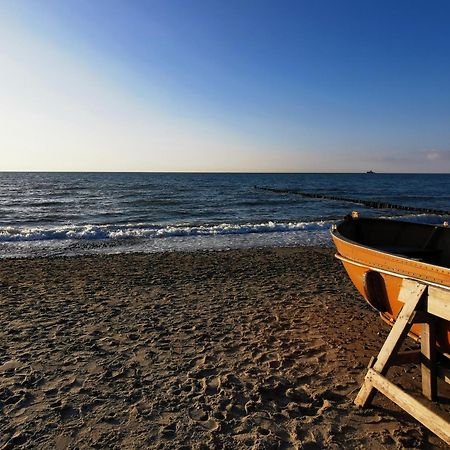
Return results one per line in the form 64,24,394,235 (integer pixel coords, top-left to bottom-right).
0,221,331,242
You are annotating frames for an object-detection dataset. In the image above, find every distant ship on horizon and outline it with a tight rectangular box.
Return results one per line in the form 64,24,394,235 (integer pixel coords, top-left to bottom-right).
366,170,375,174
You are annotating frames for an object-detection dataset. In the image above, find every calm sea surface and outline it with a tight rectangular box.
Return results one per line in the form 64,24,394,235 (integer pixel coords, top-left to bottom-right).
0,172,449,258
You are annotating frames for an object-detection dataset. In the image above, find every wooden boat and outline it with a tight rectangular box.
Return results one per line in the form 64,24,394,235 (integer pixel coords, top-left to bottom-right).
331,213,450,352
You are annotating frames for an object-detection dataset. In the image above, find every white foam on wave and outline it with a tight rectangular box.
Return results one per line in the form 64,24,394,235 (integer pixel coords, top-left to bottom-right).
0,220,331,242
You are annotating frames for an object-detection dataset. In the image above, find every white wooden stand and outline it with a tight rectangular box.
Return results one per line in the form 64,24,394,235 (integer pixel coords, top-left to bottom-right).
354,279,450,444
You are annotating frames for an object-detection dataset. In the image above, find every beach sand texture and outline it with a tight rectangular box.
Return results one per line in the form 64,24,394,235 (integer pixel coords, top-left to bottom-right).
0,247,449,449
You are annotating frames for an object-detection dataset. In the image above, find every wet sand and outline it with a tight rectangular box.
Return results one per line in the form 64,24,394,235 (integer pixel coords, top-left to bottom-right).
0,247,448,449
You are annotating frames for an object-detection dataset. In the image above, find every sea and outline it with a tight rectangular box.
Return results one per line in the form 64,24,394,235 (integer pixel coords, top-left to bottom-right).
0,172,449,258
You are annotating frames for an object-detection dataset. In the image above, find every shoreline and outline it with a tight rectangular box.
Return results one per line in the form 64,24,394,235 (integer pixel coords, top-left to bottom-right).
0,247,448,448
0,230,332,260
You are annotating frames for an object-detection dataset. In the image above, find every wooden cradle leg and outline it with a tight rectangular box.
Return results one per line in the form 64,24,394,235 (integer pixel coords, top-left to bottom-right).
421,317,437,401
355,280,427,408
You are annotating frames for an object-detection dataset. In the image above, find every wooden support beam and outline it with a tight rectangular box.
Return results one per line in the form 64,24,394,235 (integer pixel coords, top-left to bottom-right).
373,281,427,374
421,318,437,401
428,286,450,321
355,280,427,408
366,369,450,445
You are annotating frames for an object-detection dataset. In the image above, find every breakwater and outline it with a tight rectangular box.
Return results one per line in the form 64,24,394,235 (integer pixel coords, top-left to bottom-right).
255,186,450,216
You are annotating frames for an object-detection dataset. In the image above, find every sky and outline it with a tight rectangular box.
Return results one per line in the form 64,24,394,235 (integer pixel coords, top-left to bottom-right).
1,0,450,172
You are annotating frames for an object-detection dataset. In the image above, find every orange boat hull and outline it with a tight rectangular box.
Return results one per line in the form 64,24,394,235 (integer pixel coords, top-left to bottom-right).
332,217,450,352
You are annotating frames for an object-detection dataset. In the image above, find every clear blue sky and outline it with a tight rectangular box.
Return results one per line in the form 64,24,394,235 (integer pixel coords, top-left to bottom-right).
1,0,450,172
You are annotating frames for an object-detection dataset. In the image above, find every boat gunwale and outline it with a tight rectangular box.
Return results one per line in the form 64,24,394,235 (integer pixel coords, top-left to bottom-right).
334,252,450,292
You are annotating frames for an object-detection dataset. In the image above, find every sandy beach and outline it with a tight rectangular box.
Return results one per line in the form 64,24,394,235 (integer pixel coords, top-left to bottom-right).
0,247,448,449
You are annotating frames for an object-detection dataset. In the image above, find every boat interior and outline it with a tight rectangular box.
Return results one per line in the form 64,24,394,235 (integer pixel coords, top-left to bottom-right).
337,218,450,269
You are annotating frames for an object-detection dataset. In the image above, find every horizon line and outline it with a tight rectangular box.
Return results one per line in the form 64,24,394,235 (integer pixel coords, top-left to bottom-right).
0,170,449,175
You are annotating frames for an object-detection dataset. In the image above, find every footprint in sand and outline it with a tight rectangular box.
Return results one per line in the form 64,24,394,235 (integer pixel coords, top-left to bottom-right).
189,408,208,422
200,418,219,431
200,377,220,395
160,422,177,439
188,408,219,431
59,403,79,421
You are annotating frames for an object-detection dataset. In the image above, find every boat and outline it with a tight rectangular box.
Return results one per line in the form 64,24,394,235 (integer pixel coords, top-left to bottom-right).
366,170,375,174
331,213,450,352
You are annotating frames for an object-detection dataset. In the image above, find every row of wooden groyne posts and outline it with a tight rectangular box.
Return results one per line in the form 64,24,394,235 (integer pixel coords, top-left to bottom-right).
254,186,450,216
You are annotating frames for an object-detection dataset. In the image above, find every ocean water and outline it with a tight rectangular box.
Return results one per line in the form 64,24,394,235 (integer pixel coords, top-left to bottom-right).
0,172,449,258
